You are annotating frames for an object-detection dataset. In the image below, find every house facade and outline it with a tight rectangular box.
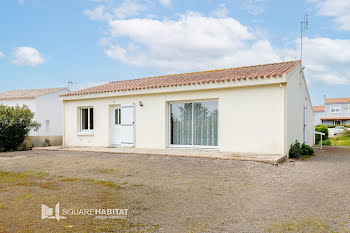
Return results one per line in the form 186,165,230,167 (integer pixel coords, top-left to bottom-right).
60,61,313,158
313,98,350,125
0,88,69,146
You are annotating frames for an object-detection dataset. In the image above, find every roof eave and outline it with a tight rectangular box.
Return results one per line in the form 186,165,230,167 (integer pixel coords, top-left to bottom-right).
0,97,36,100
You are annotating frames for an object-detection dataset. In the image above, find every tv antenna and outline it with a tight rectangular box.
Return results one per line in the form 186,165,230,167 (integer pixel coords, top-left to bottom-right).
67,81,73,92
300,13,309,65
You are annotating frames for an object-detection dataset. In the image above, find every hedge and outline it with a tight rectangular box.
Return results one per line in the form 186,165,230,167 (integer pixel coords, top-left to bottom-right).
0,105,40,152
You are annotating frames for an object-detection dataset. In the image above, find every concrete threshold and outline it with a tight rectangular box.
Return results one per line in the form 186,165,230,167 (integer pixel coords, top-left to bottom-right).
32,146,286,164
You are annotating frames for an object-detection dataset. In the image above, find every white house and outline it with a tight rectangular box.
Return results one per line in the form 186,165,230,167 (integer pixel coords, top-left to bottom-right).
0,88,68,146
313,98,350,125
60,61,314,158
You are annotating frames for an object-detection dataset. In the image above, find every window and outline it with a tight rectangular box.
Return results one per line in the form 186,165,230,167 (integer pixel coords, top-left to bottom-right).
115,108,121,125
81,107,94,130
330,104,341,113
170,101,218,147
333,121,341,125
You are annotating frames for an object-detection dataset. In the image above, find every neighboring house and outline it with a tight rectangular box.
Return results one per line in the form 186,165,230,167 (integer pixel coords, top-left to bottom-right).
312,105,325,125
313,98,350,125
60,60,313,158
0,88,69,146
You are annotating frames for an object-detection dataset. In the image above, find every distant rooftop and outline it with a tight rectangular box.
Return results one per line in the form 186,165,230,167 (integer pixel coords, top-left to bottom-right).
0,88,66,100
325,98,350,104
312,106,325,112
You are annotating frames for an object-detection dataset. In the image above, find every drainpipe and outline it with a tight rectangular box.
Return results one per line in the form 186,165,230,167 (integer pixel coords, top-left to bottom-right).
304,104,307,144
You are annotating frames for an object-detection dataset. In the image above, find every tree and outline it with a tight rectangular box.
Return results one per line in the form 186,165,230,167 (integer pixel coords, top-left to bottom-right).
0,105,40,152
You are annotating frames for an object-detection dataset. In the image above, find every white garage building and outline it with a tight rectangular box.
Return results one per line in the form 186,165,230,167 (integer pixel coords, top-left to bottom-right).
60,61,313,158
0,88,68,146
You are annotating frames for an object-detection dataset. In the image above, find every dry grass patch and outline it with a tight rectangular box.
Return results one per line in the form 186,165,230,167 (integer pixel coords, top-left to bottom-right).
59,177,79,182
98,168,120,174
39,181,60,190
0,170,156,232
264,215,330,233
182,217,208,233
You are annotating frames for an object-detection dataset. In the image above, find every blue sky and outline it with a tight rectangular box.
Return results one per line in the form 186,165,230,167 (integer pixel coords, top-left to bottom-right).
0,0,349,105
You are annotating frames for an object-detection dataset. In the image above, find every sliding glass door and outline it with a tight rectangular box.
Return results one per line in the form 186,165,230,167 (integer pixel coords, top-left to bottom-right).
170,101,218,147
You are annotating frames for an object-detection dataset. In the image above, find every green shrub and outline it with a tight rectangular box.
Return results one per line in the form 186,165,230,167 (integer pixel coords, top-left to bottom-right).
289,140,302,158
315,125,329,144
301,143,314,155
323,124,350,128
0,105,40,152
42,138,50,147
289,140,315,159
344,130,350,137
322,139,331,146
17,143,28,151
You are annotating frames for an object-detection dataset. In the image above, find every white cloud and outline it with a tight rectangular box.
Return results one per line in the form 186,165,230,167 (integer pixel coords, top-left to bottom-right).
212,3,228,18
285,37,350,85
11,47,45,67
0,52,4,59
84,0,147,21
241,0,264,16
315,0,350,30
104,11,283,72
84,5,112,21
86,1,349,86
113,0,147,19
18,0,24,5
159,0,171,7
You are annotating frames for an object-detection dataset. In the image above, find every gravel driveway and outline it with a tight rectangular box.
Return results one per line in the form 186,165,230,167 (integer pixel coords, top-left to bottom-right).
0,147,350,232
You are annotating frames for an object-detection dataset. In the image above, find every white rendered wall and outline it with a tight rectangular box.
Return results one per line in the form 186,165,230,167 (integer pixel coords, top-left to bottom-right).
63,84,286,155
35,89,68,136
285,64,314,154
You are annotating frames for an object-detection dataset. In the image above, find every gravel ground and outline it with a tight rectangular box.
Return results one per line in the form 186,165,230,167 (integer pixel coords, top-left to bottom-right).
0,147,350,232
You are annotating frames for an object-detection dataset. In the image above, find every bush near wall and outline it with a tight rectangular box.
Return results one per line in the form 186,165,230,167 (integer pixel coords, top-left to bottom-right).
323,125,350,128
315,125,329,145
289,140,314,159
0,105,40,152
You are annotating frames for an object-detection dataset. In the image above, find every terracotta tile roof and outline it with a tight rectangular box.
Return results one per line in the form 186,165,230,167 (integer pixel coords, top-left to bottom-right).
312,106,325,112
62,60,301,97
321,117,350,120
325,98,350,104
0,88,66,100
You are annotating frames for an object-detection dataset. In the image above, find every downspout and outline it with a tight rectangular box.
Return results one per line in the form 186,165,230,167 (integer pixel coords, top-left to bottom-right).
282,73,288,158
62,100,65,146
304,104,307,144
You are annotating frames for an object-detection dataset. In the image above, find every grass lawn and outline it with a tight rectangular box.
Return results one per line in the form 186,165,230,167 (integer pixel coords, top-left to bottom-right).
330,134,350,146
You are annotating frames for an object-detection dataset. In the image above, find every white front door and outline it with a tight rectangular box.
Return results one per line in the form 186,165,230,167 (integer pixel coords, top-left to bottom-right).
120,104,135,147
111,106,121,146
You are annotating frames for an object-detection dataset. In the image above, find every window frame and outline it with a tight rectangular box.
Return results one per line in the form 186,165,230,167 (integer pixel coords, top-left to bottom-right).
80,107,94,131
330,104,341,113
115,108,121,125
168,99,219,149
